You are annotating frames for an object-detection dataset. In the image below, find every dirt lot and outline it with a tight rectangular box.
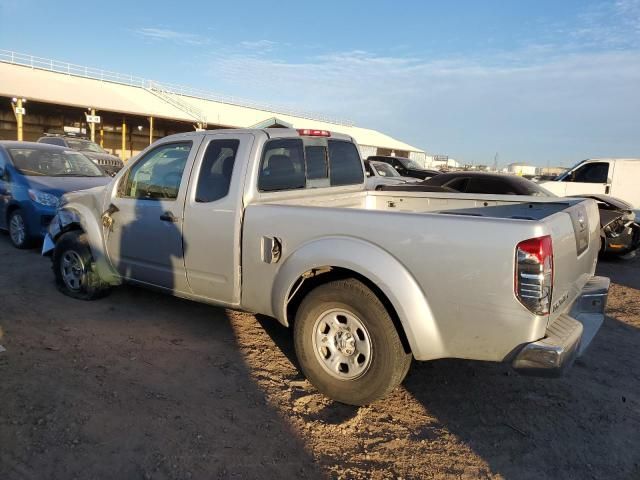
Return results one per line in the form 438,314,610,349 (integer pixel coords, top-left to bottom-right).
0,236,638,480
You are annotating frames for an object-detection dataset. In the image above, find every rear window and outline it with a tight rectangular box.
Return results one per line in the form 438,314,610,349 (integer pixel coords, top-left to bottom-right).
257,139,306,192
466,177,513,194
443,177,470,192
328,140,364,186
258,138,363,192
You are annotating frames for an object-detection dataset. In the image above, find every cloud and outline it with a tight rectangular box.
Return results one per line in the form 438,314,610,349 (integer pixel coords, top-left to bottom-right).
204,46,640,165
196,1,640,165
239,40,278,52
567,0,640,48
134,27,209,46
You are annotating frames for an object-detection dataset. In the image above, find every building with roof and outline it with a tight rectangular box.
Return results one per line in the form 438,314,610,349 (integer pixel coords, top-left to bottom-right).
505,162,538,176
0,50,427,163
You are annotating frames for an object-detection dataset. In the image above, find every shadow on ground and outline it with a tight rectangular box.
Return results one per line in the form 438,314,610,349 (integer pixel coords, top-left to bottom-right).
0,242,321,479
254,256,640,479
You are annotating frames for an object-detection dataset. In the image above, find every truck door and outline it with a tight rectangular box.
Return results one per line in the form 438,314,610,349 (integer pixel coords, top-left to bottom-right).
182,133,254,304
561,161,613,196
104,139,201,293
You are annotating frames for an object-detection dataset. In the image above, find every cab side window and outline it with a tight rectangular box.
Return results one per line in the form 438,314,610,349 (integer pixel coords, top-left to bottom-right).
570,162,609,183
195,139,239,202
120,142,192,200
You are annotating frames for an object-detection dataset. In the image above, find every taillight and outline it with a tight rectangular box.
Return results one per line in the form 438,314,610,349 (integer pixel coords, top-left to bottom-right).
297,129,331,137
515,235,553,316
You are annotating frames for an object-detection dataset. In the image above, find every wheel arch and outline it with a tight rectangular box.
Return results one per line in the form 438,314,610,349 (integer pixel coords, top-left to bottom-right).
6,202,20,222
271,236,446,361
54,204,120,285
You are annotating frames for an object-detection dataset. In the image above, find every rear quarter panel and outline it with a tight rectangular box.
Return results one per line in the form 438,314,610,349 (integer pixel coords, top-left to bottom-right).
241,203,592,361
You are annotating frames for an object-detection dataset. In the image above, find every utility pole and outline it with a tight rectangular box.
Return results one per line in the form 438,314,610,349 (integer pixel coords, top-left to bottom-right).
493,152,499,172
121,117,127,162
11,97,26,141
89,108,96,142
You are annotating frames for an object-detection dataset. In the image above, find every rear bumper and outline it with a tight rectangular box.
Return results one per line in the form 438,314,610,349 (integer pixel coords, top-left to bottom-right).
512,276,610,376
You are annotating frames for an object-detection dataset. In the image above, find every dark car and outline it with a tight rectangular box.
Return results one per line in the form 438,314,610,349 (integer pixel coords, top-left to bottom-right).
383,171,640,257
571,194,640,258
367,155,440,180
38,135,123,176
425,171,554,196
0,141,110,248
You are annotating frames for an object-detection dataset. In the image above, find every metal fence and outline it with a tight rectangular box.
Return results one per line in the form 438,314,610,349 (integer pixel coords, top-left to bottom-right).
0,49,354,126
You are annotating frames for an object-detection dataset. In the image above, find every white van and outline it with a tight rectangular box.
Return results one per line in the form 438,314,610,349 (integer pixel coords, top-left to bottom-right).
541,158,640,216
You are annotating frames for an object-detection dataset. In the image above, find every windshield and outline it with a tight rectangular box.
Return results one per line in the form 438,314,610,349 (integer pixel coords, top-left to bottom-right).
372,162,400,177
65,138,106,154
400,158,425,170
555,159,586,181
9,148,105,177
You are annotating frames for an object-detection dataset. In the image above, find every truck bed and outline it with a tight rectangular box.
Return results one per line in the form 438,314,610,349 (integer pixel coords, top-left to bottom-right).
267,189,582,221
242,189,599,362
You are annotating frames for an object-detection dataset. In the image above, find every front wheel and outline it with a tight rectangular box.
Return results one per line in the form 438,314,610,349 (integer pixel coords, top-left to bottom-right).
52,231,111,300
8,209,33,249
293,278,412,406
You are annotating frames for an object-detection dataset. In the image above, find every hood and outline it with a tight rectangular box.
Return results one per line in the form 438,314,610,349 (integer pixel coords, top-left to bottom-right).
24,175,111,198
569,193,633,211
400,176,422,183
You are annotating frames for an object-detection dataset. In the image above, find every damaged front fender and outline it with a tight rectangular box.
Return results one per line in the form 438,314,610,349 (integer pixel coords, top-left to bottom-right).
41,208,83,256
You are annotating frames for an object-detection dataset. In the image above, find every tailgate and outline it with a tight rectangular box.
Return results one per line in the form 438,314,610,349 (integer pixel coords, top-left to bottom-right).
546,199,600,325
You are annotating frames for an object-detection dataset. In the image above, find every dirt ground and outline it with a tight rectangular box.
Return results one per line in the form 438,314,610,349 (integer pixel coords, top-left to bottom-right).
0,236,638,480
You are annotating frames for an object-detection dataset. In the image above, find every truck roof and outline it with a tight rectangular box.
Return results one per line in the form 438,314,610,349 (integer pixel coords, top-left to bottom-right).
583,157,640,162
164,128,354,143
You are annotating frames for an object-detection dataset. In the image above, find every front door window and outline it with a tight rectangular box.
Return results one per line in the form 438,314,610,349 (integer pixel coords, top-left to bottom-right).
568,162,609,184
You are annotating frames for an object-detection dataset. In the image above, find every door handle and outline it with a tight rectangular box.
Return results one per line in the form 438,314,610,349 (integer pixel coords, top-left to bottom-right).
160,211,178,222
605,185,611,194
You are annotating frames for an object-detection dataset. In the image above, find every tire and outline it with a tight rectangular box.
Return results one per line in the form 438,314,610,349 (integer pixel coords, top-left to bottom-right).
293,278,412,406
52,231,111,300
8,209,33,249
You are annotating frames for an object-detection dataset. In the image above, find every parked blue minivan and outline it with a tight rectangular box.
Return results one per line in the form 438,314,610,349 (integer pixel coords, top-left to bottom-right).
0,141,110,248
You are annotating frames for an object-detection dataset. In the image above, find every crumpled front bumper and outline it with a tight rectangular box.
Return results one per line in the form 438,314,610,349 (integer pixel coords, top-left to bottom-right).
604,221,640,256
512,276,610,376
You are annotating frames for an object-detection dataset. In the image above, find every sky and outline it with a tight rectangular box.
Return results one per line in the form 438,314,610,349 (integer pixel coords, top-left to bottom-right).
1,0,639,167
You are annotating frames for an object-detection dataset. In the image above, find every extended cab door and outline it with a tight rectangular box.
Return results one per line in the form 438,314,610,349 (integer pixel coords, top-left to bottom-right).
182,133,254,304
104,138,201,293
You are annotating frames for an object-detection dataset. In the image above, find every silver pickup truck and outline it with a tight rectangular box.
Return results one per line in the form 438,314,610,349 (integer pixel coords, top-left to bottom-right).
43,128,609,405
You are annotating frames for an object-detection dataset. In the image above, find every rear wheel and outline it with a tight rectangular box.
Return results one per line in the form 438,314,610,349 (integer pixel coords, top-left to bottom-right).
8,210,33,249
293,278,412,405
52,231,111,300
